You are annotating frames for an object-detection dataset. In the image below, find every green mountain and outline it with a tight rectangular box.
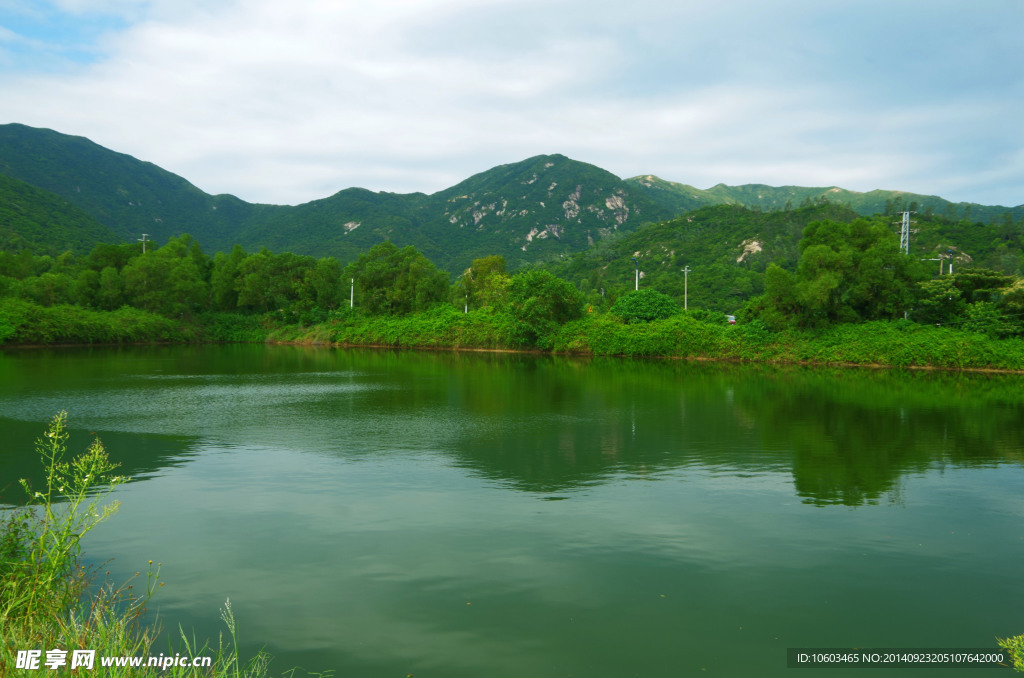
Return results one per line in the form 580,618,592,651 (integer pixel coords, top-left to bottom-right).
544,202,1024,313
627,175,1024,224
0,123,284,249
2,123,1021,277
0,125,674,272
419,154,675,269
0,173,119,254
546,203,864,312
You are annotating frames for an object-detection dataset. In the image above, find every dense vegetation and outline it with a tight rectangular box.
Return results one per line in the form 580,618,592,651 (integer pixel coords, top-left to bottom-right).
0,174,118,255
1,170,1024,370
541,202,1024,318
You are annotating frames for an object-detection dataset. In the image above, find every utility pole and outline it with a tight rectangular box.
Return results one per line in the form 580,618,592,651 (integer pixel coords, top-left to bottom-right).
896,212,914,255
632,257,639,291
138,233,149,254
350,278,354,308
948,249,955,275
682,266,691,310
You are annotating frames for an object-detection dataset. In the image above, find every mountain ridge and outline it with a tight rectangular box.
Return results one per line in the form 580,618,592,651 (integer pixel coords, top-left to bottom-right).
1,123,1021,272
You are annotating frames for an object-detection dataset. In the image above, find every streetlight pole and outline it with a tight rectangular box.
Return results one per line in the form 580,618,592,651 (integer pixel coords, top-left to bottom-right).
682,266,691,310
632,258,639,291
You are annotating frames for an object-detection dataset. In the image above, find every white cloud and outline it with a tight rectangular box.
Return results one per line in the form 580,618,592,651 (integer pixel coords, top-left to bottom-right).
0,0,1021,206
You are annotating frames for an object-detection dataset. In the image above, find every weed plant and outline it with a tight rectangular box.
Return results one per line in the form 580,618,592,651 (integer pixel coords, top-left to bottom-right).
0,413,329,677
999,634,1024,672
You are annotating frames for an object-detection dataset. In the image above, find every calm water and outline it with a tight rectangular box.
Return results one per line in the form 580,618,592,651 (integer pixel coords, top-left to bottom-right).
1,345,1022,677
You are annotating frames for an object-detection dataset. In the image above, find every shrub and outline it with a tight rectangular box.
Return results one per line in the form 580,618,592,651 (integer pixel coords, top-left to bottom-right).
609,289,679,323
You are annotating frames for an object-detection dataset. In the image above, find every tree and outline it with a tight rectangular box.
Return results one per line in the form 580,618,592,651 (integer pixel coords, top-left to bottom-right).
98,266,124,310
235,249,315,312
73,268,101,308
506,269,584,346
748,218,925,328
210,245,248,311
121,235,208,316
458,255,509,309
302,257,344,310
609,288,678,323
344,241,448,315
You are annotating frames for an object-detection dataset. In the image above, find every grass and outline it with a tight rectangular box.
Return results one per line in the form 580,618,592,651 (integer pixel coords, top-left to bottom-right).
0,412,330,677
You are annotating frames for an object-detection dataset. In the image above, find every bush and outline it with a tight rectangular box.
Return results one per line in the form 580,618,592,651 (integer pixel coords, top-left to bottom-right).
609,289,679,323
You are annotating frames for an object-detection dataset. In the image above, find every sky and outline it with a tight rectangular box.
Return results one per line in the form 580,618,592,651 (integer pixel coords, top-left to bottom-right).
0,0,1021,207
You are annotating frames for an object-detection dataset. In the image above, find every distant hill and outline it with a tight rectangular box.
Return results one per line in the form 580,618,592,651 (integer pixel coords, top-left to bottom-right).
0,123,285,250
545,203,864,312
0,173,119,254
417,154,676,269
219,154,674,271
1,123,1021,275
626,175,1024,225
543,202,1024,312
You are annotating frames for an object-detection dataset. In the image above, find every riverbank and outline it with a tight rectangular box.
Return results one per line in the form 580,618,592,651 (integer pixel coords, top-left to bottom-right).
267,306,1024,372
4,298,1024,372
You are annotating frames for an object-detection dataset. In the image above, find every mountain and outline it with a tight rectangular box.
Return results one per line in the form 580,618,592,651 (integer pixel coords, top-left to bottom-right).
544,201,1024,312
418,154,675,268
1,123,1021,275
0,125,673,272
545,203,864,312
0,123,281,249
627,175,1024,225
0,173,119,253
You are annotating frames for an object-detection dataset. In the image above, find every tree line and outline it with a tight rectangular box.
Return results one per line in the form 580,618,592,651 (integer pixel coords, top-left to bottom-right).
2,214,1023,346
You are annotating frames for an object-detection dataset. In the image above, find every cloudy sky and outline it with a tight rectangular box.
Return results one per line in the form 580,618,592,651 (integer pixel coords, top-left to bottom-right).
1,0,1021,207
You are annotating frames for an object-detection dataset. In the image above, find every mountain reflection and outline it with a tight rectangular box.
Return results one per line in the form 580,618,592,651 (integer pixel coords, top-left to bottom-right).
378,353,1024,506
2,346,1022,508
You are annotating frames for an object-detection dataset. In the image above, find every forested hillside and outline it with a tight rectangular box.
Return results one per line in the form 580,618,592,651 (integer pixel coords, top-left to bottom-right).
541,202,1024,315
626,175,1024,224
2,123,1021,277
0,125,669,272
0,174,118,254
544,203,861,313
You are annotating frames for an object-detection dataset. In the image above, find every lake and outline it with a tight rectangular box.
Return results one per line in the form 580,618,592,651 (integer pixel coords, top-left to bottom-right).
1,345,1022,676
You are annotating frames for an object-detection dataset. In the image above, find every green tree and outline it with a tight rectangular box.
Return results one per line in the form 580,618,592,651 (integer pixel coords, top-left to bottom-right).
210,245,248,311
458,255,509,310
609,288,679,323
344,241,448,315
73,268,101,308
913,277,964,325
121,235,208,316
84,243,139,273
97,266,124,310
24,272,75,307
749,218,925,328
303,257,345,310
235,249,315,312
506,269,584,346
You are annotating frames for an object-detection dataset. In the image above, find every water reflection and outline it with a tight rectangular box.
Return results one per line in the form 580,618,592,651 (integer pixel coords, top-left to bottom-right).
2,347,1023,509
1,346,1022,677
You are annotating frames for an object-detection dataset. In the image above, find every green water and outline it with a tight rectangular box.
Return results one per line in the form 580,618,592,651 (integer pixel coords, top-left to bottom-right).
1,345,1022,676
